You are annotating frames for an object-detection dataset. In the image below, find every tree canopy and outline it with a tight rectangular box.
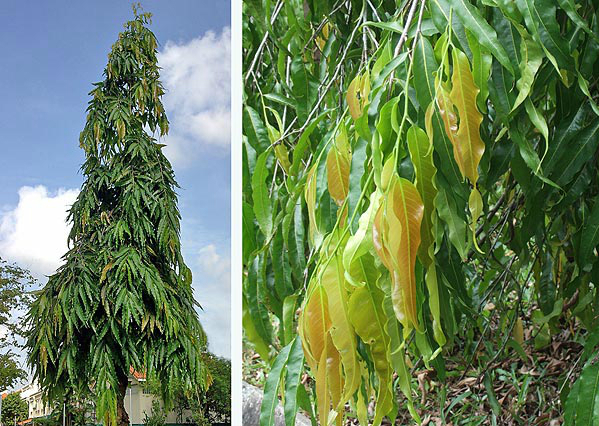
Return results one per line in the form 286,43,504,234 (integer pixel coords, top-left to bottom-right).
242,0,599,424
150,352,231,424
1,393,29,425
26,8,208,426
0,258,33,391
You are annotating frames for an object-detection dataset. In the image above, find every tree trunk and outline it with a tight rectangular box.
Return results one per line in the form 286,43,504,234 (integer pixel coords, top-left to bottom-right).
116,372,130,426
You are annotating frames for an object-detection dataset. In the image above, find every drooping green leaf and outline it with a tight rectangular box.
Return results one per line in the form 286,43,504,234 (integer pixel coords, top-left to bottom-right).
578,195,599,269
448,0,515,74
564,362,599,426
512,32,543,112
348,284,394,426
252,150,274,238
283,337,305,426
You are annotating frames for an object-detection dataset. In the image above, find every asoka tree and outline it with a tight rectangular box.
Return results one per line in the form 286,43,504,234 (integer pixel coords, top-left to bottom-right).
26,9,208,426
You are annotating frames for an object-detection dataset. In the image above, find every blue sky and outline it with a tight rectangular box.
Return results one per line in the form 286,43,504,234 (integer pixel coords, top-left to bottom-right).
0,2,231,359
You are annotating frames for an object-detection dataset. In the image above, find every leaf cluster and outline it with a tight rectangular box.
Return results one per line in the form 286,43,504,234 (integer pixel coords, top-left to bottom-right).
242,0,599,424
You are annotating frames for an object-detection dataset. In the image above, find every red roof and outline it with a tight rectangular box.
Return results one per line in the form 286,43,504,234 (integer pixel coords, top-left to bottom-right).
129,366,146,380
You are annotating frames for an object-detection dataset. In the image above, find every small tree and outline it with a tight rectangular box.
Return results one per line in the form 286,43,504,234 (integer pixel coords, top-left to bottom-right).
142,400,165,426
201,354,231,423
0,258,33,390
147,352,231,425
26,7,208,426
1,393,28,425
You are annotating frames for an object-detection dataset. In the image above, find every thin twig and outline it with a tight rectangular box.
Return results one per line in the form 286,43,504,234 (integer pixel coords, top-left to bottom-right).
301,0,346,52
393,0,419,58
481,250,540,376
244,0,284,84
292,9,363,139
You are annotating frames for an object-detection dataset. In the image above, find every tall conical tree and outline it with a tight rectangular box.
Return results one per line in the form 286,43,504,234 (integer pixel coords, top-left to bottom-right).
26,8,208,426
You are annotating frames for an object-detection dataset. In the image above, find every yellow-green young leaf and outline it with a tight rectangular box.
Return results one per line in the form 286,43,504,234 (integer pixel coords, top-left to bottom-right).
315,338,332,426
381,289,421,423
465,29,492,112
372,132,383,188
298,281,343,426
409,123,446,347
346,72,370,120
100,261,114,283
315,22,331,52
577,71,599,117
446,47,486,253
326,130,352,206
524,98,549,163
343,191,382,286
348,285,394,426
425,264,446,347
93,121,102,142
355,386,369,426
252,150,274,238
373,190,398,278
512,33,543,112
435,78,459,154
116,119,126,141
320,245,360,406
448,48,485,185
373,176,424,331
325,333,343,426
380,153,396,192
407,125,437,267
425,102,435,143
274,144,291,174
298,282,331,374
304,164,319,245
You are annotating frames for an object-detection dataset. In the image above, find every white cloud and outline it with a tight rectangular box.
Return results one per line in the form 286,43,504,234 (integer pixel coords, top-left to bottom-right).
0,186,78,277
193,244,231,358
158,27,231,167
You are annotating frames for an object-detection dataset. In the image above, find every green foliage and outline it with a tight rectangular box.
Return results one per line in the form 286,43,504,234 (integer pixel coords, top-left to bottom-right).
143,400,166,426
242,0,599,423
259,337,303,426
32,417,61,426
33,413,62,426
148,352,231,424
0,258,34,390
1,393,28,425
202,354,231,423
0,259,33,332
564,362,599,426
26,7,208,426
0,354,26,392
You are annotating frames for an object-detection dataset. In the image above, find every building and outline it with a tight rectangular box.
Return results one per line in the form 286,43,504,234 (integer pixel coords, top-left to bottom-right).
19,383,52,420
123,370,194,425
